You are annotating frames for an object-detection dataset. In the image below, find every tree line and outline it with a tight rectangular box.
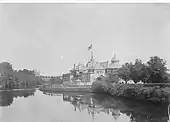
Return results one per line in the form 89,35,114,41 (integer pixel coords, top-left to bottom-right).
117,56,170,84
0,62,45,89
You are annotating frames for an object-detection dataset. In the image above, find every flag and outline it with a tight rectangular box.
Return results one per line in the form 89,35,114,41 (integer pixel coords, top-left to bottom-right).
88,44,92,50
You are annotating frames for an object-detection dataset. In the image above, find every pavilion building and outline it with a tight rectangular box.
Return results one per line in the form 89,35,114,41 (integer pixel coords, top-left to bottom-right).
68,53,121,85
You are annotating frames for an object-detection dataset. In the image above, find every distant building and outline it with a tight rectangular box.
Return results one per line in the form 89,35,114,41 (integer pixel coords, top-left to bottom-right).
55,76,63,83
51,76,63,84
105,54,121,75
40,76,52,82
40,75,63,84
69,63,91,85
94,62,105,75
99,61,109,69
86,58,106,83
68,52,121,85
62,73,71,83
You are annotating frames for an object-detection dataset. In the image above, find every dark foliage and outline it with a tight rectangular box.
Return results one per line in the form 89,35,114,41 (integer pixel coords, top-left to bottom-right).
117,56,170,83
0,62,45,89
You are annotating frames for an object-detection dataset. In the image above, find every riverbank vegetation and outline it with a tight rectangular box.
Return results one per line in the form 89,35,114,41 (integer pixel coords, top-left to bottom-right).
0,62,45,89
92,56,170,103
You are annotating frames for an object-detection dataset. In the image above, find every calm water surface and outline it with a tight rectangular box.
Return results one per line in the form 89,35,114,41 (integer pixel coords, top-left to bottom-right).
0,89,169,122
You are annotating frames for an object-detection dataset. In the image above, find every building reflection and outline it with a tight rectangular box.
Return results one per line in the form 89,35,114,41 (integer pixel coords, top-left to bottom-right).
62,93,121,121
0,89,35,107
43,91,62,96
43,91,169,122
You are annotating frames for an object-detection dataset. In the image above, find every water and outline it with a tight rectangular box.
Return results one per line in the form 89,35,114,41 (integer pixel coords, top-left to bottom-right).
0,89,169,122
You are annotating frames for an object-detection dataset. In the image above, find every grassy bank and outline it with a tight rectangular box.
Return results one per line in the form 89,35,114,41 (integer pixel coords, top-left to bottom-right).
91,81,170,104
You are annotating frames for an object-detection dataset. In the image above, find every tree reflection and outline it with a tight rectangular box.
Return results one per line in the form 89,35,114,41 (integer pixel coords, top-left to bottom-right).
0,91,14,106
43,91,169,122
0,89,35,107
64,94,168,122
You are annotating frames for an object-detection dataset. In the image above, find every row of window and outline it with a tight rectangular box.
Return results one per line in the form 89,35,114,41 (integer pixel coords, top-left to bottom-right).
96,71,104,74
106,69,118,74
95,69,118,74
41,76,60,78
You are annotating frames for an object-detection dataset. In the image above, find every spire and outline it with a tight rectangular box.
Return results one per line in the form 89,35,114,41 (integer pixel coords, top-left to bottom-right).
111,53,116,63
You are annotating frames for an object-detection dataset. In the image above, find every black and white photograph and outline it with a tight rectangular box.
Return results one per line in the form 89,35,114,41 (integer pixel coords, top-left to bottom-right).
0,1,170,122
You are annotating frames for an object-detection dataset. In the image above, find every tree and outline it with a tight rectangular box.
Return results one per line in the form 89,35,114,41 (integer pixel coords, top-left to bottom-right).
147,56,167,74
129,60,141,83
107,74,120,83
0,62,13,74
130,59,150,83
0,61,45,89
139,63,150,83
19,69,36,76
117,63,131,83
114,56,169,84
147,56,168,83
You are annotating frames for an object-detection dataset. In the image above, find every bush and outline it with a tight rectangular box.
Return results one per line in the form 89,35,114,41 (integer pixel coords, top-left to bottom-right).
92,81,170,103
91,80,111,93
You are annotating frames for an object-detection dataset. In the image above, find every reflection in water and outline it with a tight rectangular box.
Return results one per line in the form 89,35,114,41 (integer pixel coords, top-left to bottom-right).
0,90,168,122
168,104,170,122
43,91,169,122
0,89,35,107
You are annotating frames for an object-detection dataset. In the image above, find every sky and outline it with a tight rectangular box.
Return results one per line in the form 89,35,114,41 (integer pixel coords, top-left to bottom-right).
0,3,170,76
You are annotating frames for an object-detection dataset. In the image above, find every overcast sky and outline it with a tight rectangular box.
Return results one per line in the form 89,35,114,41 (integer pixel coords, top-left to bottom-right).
0,3,170,75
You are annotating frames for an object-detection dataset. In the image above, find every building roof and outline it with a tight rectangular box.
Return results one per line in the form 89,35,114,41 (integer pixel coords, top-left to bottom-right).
111,53,118,61
73,53,121,72
94,62,105,70
86,59,98,69
75,63,87,71
100,61,109,69
108,54,121,69
108,62,121,69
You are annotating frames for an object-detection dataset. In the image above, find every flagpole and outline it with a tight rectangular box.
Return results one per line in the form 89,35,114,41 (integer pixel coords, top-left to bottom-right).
88,44,93,61
91,48,93,60
89,48,91,61
90,45,93,61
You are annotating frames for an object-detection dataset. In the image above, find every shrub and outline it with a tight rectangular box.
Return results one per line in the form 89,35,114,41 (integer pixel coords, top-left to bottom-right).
91,80,111,93
92,80,169,103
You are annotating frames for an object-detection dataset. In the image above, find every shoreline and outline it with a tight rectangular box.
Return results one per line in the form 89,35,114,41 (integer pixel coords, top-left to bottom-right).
92,82,170,104
3,83,170,105
0,88,37,92
39,86,91,93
